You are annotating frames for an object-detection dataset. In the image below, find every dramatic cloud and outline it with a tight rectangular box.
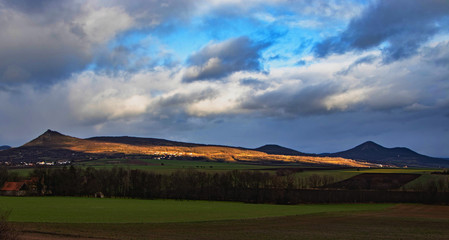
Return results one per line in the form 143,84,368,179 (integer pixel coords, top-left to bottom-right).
0,0,134,85
76,46,449,121
0,0,448,157
183,37,270,82
235,47,448,118
314,0,449,62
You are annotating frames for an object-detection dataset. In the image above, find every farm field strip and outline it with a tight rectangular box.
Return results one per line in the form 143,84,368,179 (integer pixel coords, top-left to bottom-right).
76,158,274,170
0,197,393,223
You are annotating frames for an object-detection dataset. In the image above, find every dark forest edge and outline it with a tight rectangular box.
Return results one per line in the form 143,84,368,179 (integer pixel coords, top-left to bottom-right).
1,166,449,204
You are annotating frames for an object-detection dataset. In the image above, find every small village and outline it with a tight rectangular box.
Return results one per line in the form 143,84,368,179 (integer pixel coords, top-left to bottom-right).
0,160,71,167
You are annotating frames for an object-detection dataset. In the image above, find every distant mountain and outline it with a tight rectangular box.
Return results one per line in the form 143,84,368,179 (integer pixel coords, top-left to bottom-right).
0,145,11,151
327,141,449,168
0,129,374,168
0,130,96,163
6,130,445,168
24,129,83,148
254,144,313,156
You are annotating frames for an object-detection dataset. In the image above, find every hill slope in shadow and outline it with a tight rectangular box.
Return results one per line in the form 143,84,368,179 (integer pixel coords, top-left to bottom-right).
327,141,449,168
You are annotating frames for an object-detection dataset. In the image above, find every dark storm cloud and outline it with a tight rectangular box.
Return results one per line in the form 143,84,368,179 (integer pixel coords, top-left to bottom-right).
0,40,89,85
0,1,92,85
183,36,271,82
313,0,449,62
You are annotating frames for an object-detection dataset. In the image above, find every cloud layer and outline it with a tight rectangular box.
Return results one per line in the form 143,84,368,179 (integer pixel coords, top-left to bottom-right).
183,37,270,82
0,0,448,157
314,0,449,62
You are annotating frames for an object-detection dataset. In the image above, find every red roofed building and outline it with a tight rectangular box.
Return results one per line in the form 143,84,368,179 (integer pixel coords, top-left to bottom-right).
1,178,39,196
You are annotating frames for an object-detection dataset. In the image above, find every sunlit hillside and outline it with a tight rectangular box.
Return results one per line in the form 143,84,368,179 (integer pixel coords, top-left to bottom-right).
22,130,375,168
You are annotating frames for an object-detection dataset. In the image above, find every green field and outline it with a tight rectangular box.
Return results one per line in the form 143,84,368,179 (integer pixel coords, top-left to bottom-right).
8,159,280,176
1,197,448,240
0,197,392,223
3,165,449,239
76,158,275,171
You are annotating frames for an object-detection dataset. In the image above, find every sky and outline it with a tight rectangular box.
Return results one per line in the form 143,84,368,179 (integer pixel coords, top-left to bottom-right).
0,0,448,157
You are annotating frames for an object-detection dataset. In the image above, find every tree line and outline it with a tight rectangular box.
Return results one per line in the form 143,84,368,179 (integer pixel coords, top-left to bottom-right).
1,166,449,204
1,166,339,203
32,166,341,203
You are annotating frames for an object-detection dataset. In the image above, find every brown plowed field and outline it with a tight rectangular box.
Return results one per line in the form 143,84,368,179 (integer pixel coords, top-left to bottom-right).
323,173,421,190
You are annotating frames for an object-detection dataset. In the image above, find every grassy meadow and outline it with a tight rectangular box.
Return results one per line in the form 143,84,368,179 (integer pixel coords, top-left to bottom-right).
0,197,392,223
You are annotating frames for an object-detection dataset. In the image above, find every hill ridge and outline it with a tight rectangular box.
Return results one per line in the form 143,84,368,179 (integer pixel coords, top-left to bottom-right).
0,130,376,168
254,144,313,156
88,136,205,148
23,129,81,148
328,141,448,167
1,130,447,168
